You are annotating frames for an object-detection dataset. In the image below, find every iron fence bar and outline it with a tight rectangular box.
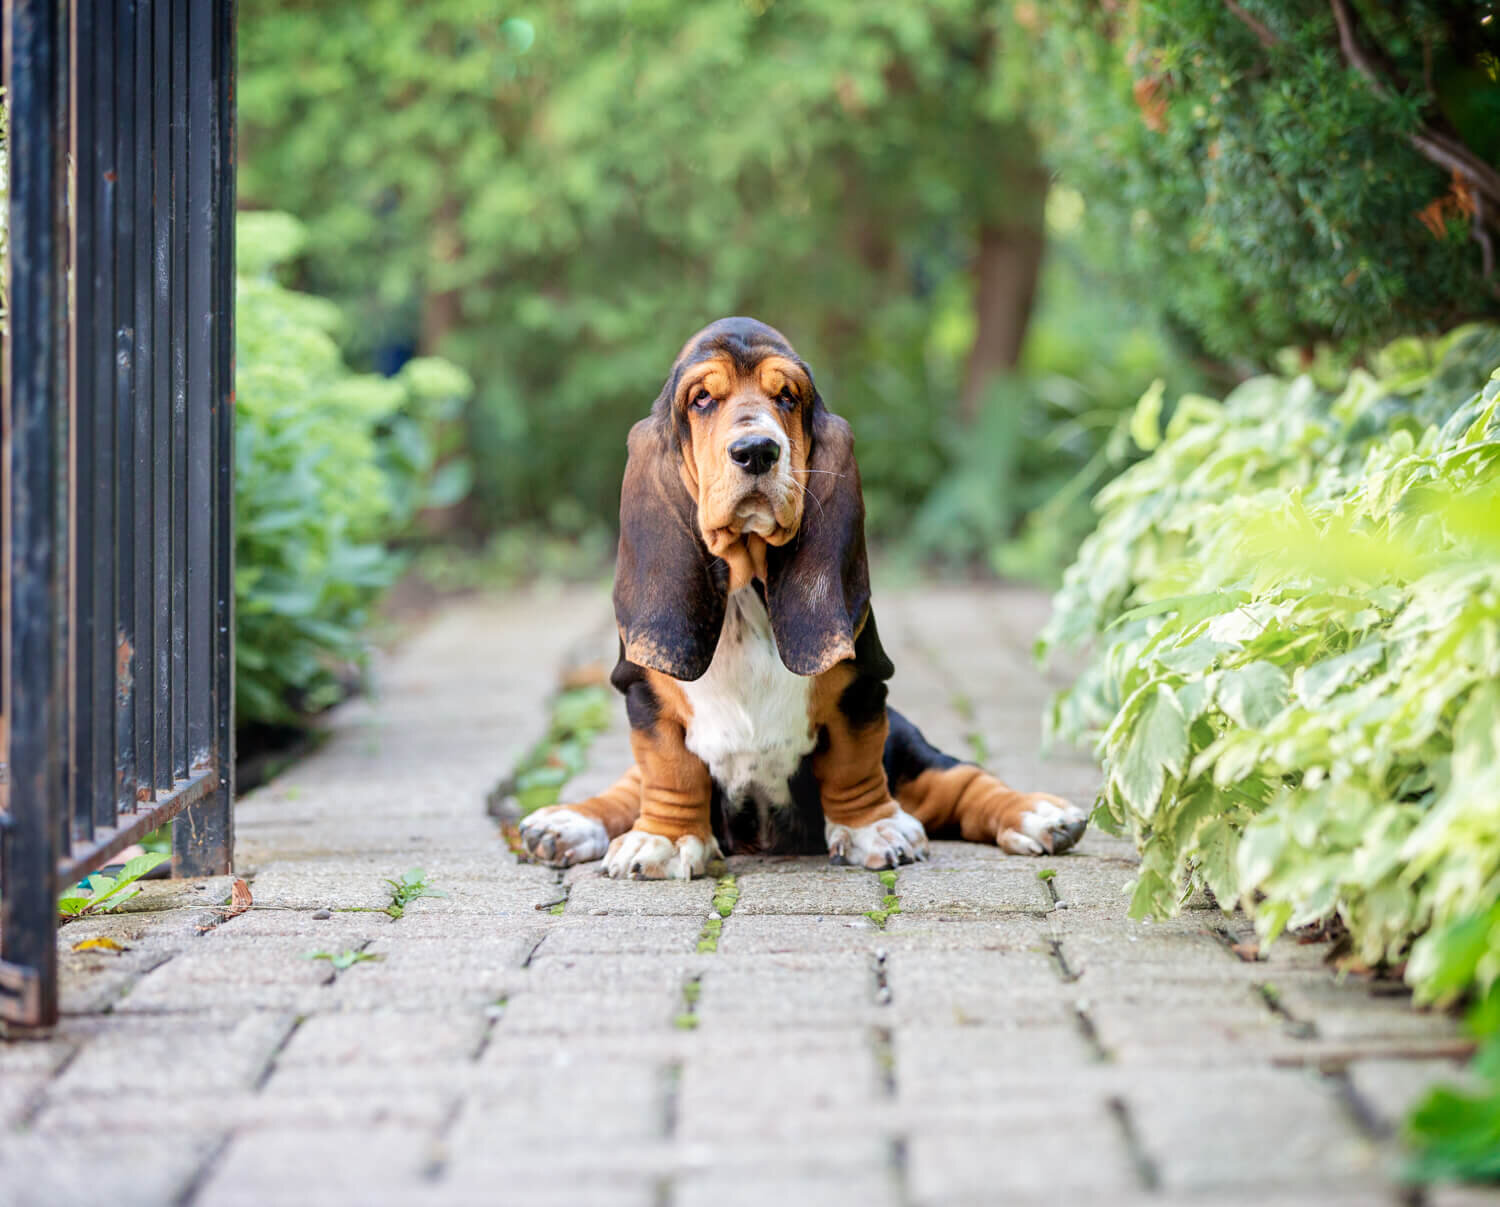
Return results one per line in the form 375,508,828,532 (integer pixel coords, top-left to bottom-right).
64,769,214,886
86,0,119,837
174,0,233,875
69,0,97,847
169,0,188,783
1,0,67,1029
113,0,139,818
131,0,156,804
150,0,172,792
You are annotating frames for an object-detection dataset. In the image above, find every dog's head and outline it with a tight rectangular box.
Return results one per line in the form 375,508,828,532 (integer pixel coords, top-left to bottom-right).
614,317,870,681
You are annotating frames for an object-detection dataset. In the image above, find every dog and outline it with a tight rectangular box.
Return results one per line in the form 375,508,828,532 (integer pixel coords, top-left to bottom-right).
519,317,1088,879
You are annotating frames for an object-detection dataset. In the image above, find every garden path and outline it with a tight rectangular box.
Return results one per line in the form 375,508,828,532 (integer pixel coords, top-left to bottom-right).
0,584,1487,1207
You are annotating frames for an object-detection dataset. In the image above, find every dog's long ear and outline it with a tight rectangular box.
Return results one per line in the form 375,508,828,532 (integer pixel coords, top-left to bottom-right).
765,406,871,676
613,415,727,681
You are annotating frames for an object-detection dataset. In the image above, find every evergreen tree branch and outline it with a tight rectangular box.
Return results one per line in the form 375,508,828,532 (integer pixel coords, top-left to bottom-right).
1327,0,1500,278
1223,1,1277,50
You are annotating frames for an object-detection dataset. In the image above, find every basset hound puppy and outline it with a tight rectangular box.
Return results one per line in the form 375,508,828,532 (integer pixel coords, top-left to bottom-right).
520,317,1088,879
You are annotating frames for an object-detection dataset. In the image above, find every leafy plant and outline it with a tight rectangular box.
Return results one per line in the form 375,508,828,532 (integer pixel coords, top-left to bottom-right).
235,212,473,726
996,1,1500,363
1040,323,1500,1181
384,868,446,919
58,853,170,918
305,949,383,971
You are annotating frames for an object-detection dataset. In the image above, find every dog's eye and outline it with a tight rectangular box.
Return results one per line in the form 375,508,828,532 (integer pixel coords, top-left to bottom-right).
777,386,796,409
689,387,714,411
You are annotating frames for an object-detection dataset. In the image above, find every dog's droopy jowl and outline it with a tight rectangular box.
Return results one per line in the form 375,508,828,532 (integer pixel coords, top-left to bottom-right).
520,317,1088,879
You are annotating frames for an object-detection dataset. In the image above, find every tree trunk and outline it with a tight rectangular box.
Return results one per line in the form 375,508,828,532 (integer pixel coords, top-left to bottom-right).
959,175,1048,425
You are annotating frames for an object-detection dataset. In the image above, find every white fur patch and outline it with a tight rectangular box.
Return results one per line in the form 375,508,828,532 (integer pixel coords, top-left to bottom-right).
604,830,720,880
997,795,1089,855
826,804,929,869
682,588,816,814
518,806,609,867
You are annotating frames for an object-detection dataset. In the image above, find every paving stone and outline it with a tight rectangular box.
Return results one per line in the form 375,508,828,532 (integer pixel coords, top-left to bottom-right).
1086,1002,1291,1065
248,861,396,911
19,584,1456,1205
880,912,1054,952
448,1063,667,1142
1273,976,1464,1043
498,989,681,1034
714,913,892,955
884,948,1074,1026
522,953,704,993
674,1170,898,1207
0,1076,43,1128
387,874,562,918
0,1131,221,1207
278,1009,489,1066
1124,1069,1384,1191
211,906,394,941
906,1102,1139,1201
733,868,886,915
532,915,705,957
1034,855,1141,910
893,1024,1099,1102
694,954,876,1029
321,935,532,1011
677,1030,883,1140
1345,1058,1475,1127
111,945,334,1014
193,1125,436,1207
52,1012,294,1096
565,873,717,916
895,864,1051,914
1427,1187,1500,1207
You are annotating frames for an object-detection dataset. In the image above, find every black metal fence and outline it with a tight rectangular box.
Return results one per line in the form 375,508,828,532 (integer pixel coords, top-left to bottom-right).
1,0,236,1028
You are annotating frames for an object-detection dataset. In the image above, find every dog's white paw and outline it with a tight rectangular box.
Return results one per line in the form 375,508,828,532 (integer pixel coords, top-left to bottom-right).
518,806,610,867
603,829,721,880
826,805,929,870
997,795,1088,856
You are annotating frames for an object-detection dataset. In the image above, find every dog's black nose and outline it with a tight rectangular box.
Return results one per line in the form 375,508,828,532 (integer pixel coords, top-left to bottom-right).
728,435,781,476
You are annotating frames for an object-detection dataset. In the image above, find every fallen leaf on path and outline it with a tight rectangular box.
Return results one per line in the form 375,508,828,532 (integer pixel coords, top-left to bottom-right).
72,936,127,953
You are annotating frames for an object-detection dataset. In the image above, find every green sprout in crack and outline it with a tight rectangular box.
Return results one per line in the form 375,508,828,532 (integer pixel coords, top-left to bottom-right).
384,868,447,918
1037,868,1057,882
57,853,170,918
306,949,382,971
711,873,739,919
697,916,724,953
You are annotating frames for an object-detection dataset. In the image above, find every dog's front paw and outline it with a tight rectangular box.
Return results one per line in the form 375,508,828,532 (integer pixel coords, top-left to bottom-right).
826,805,929,870
518,806,610,867
996,794,1088,856
603,828,721,880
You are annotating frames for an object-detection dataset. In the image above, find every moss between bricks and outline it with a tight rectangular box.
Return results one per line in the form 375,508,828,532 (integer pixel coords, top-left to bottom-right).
675,976,703,1029
697,873,738,952
866,869,902,928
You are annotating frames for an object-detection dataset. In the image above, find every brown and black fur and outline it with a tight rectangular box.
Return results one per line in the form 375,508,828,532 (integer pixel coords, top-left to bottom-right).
520,317,1086,876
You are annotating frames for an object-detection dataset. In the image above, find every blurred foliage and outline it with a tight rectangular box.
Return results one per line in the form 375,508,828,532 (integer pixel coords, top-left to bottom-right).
1001,0,1500,363
236,212,473,725
238,0,1193,570
1038,327,1500,1181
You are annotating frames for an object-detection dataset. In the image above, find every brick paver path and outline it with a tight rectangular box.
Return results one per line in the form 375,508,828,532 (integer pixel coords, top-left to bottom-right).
0,585,1487,1207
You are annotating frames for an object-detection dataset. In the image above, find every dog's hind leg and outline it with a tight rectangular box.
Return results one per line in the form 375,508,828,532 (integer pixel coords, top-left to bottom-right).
885,708,1088,855
518,766,642,868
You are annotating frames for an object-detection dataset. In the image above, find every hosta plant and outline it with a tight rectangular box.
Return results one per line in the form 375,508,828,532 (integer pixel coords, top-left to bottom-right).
1040,324,1500,1182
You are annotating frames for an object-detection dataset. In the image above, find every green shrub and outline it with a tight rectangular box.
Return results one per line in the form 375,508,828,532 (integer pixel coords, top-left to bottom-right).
235,212,472,725
1040,325,1500,1182
1002,1,1500,363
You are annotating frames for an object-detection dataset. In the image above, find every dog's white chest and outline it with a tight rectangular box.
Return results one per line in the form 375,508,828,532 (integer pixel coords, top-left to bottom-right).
682,588,815,809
